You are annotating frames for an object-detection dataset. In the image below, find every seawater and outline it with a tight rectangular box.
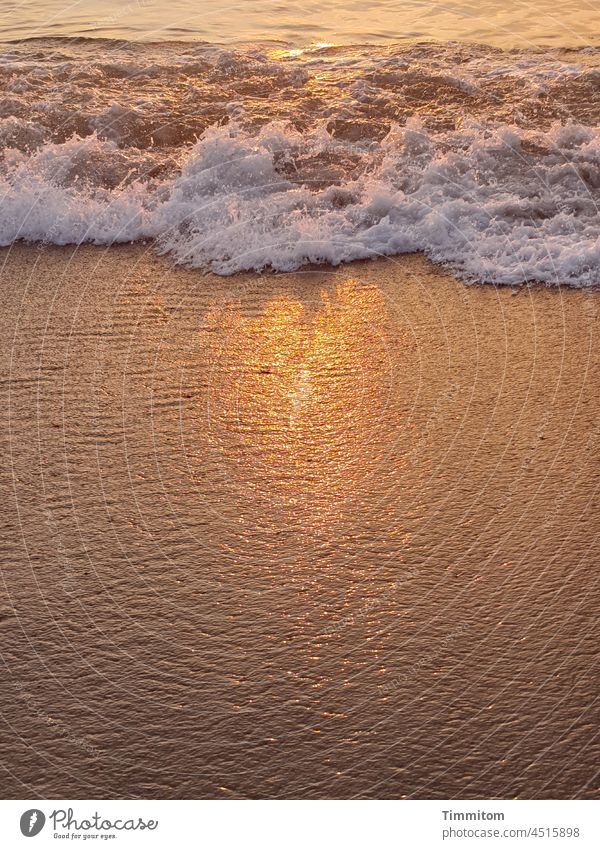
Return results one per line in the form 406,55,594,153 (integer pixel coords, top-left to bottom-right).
0,38,598,285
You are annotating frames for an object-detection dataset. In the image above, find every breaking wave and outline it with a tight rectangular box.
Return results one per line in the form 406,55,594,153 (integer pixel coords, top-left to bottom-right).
0,38,599,284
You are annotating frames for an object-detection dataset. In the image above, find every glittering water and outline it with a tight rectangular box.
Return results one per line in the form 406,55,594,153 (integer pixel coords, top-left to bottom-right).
1,0,599,47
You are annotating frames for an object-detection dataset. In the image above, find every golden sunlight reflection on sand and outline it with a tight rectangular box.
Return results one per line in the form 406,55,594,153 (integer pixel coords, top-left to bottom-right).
192,279,406,514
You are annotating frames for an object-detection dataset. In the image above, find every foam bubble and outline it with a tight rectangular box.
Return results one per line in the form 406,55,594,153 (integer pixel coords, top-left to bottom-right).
154,120,600,284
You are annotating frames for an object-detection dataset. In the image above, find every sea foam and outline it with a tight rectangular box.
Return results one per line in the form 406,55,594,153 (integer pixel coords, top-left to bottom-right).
0,39,598,285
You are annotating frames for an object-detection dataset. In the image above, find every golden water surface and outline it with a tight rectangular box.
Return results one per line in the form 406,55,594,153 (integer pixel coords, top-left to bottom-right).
1,0,599,47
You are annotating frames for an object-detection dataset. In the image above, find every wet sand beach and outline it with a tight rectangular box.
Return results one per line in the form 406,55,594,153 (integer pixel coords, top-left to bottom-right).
0,244,598,799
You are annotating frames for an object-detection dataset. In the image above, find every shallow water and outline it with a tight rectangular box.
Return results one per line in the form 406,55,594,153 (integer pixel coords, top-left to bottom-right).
2,0,600,48
0,38,598,285
1,245,599,798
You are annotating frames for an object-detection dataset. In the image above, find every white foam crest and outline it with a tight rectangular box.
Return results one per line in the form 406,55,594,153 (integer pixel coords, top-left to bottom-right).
155,120,600,284
0,121,598,286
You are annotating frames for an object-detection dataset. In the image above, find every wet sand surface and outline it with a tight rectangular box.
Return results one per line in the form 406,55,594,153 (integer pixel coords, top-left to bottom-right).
0,244,598,799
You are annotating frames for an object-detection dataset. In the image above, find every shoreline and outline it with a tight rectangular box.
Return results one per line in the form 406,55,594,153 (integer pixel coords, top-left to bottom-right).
3,241,600,293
